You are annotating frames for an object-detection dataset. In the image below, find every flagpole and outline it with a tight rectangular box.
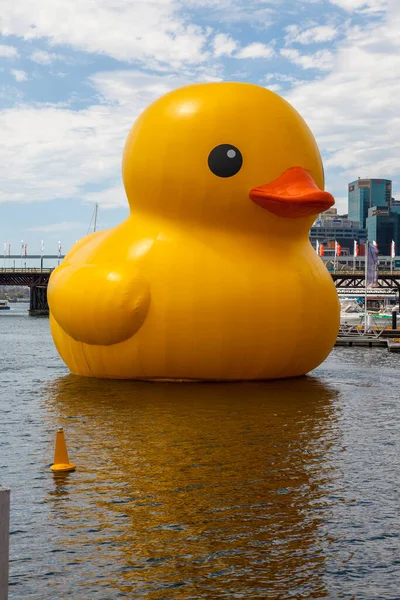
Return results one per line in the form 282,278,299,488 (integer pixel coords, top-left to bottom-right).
391,240,394,273
334,241,337,272
364,242,368,333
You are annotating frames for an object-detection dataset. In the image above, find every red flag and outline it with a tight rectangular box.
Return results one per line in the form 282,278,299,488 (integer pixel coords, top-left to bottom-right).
319,243,325,257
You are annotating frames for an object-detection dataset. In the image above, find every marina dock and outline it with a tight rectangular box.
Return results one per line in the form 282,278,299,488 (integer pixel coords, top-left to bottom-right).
336,325,400,351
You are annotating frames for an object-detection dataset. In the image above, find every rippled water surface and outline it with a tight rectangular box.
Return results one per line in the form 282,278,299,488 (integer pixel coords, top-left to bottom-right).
1,303,399,599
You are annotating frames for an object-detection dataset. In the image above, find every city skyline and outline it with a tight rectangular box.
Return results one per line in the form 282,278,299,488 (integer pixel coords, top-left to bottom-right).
310,176,400,257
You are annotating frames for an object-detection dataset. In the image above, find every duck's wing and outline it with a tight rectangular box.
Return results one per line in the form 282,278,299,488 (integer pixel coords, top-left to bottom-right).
48,233,150,346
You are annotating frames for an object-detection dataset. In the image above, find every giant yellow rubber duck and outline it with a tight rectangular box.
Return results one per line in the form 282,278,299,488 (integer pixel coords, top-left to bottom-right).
48,82,339,380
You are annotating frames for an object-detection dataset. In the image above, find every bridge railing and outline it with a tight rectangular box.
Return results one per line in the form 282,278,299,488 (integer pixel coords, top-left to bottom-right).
321,256,400,272
0,268,54,273
332,270,400,276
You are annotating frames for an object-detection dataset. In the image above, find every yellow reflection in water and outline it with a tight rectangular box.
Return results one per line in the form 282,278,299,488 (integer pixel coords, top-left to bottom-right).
44,376,339,598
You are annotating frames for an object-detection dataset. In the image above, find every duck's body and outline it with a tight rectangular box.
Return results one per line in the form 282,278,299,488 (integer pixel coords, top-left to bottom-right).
49,82,339,380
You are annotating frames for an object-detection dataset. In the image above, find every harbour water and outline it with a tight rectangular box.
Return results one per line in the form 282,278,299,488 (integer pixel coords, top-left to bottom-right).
1,304,399,599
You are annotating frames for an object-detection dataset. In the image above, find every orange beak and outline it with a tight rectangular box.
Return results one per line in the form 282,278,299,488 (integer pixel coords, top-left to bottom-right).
249,166,334,218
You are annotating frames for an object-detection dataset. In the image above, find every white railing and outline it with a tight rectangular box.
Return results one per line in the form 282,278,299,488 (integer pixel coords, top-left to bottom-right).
0,268,53,273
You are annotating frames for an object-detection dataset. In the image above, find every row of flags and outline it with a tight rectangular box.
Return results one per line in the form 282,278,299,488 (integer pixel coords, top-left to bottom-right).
315,239,396,258
316,239,396,285
315,240,342,257
3,241,62,258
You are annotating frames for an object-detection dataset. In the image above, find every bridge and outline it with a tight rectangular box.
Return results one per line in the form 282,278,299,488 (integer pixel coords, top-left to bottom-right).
1,255,66,314
321,257,400,299
1,254,400,316
331,271,400,307
0,268,54,315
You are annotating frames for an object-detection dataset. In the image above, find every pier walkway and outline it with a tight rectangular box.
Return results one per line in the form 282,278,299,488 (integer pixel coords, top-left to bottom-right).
336,324,400,352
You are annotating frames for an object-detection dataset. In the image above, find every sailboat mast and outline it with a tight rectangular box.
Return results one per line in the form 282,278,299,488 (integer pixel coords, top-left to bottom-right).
93,203,98,233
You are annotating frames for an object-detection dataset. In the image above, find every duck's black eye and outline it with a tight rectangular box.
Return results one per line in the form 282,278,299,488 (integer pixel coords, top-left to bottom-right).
208,144,243,178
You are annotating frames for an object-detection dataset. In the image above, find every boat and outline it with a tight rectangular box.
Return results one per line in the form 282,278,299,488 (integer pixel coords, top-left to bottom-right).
340,300,363,325
0,300,10,311
340,298,400,329
370,305,399,324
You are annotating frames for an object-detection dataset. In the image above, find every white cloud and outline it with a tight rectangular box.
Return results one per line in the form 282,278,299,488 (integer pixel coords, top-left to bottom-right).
27,221,82,232
0,103,123,204
329,0,389,12
0,71,194,208
265,72,307,86
0,84,23,104
182,0,275,26
281,48,334,70
212,33,237,57
0,0,210,69
90,70,192,106
333,196,348,213
0,44,19,58
83,184,127,210
285,0,399,197
10,69,28,82
285,24,339,45
29,50,63,65
236,42,274,59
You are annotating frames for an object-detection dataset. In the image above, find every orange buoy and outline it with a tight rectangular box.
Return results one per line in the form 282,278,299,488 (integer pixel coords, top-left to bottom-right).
50,428,76,472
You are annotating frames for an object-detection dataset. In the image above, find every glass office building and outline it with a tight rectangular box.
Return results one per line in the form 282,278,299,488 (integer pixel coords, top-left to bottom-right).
366,207,400,256
348,179,392,228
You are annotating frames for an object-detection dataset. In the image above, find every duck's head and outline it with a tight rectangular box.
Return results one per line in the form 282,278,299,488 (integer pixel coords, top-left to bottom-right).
122,82,334,236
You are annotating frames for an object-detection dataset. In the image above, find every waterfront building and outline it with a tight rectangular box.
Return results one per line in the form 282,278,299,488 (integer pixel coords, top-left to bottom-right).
310,218,366,254
366,206,400,256
313,207,339,225
348,178,392,228
312,178,397,256
390,198,400,214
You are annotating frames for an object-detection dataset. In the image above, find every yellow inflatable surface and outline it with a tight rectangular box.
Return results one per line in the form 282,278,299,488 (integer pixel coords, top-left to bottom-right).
48,82,339,380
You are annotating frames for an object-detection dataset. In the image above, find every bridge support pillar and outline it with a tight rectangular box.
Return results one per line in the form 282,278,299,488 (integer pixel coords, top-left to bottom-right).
29,285,49,316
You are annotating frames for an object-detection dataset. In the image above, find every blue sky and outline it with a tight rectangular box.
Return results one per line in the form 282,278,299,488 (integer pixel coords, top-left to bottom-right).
0,0,398,255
